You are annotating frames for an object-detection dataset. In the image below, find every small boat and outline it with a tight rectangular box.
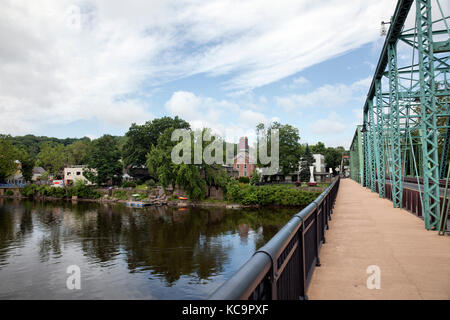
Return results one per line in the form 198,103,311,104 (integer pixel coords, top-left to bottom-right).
178,196,188,200
126,201,151,208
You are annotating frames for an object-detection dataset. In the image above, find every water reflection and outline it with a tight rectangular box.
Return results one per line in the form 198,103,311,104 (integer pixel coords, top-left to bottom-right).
0,199,298,299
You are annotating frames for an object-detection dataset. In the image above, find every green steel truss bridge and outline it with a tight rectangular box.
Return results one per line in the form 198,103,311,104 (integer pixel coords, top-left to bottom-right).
349,0,449,233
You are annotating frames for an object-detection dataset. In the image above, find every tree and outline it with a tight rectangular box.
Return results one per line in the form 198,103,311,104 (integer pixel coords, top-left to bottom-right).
311,142,326,155
15,148,34,182
67,140,90,165
250,170,261,185
300,145,315,181
123,116,190,169
257,122,302,175
325,147,343,174
36,143,67,178
0,135,18,182
85,135,123,185
146,128,179,190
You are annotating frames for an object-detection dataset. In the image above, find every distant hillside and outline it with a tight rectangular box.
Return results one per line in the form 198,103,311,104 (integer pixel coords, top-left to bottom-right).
9,135,91,157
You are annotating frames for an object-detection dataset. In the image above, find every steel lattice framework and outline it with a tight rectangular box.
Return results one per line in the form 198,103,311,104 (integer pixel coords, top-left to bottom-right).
350,0,449,231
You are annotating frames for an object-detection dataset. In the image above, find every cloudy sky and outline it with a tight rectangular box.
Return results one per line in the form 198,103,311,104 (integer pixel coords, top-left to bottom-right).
0,0,403,148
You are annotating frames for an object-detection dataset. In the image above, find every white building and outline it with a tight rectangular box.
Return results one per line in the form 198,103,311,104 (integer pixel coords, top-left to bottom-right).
313,154,326,173
64,166,96,186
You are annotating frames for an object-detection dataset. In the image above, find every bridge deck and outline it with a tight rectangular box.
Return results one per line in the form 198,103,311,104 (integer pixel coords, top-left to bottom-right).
307,178,450,300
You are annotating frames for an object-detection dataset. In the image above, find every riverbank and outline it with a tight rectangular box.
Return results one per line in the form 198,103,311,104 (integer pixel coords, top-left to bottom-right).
1,182,328,208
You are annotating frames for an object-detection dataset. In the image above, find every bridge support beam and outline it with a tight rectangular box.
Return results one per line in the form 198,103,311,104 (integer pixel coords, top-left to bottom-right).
387,42,403,208
375,79,386,198
416,0,440,230
368,100,377,192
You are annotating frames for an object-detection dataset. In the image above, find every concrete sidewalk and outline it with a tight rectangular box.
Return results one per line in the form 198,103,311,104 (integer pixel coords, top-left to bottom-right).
307,179,450,300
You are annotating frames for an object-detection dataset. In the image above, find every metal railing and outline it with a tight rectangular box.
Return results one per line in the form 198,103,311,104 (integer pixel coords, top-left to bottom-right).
209,176,340,300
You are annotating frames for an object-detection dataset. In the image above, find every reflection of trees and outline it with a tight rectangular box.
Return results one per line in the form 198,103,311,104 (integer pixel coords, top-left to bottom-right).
0,199,297,285
77,205,122,262
0,200,34,267
121,207,230,285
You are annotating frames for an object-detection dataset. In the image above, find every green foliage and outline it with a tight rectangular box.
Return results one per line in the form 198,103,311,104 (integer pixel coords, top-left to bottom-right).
123,116,190,168
121,181,136,188
176,164,206,200
325,147,344,173
5,190,14,196
70,180,101,199
66,140,90,165
238,176,250,183
250,170,261,185
300,144,314,181
0,135,19,182
145,179,156,188
310,142,326,155
21,184,37,197
14,148,35,182
85,135,123,185
36,143,67,178
9,134,88,158
112,190,128,200
256,122,302,175
225,183,320,206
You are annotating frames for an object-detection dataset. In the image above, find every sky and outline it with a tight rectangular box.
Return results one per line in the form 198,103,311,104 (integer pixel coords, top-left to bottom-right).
0,0,404,149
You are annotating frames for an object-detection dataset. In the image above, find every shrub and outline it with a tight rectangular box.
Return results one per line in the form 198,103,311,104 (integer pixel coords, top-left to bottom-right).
112,190,128,200
145,179,156,188
225,183,321,206
238,176,250,184
21,184,37,197
121,181,136,188
5,190,14,196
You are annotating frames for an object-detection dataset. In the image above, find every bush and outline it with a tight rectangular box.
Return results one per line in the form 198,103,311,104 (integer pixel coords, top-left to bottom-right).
238,176,250,184
121,181,136,188
145,179,156,188
69,180,101,199
21,184,37,197
5,190,14,196
225,183,321,206
112,190,128,200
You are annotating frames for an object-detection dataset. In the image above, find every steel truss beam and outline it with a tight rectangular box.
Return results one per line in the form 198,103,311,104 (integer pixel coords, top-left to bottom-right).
375,79,386,197
388,42,403,208
416,0,441,229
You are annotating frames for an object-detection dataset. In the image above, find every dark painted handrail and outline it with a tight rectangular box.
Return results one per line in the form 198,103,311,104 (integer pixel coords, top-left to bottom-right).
209,176,340,300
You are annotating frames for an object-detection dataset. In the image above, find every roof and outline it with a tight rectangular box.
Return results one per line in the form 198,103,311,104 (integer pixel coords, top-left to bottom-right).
32,167,46,174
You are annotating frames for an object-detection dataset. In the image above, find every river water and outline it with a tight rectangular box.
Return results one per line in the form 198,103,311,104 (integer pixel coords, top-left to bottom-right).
0,198,299,299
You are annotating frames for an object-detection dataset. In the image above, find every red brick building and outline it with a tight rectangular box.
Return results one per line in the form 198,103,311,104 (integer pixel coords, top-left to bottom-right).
233,137,256,178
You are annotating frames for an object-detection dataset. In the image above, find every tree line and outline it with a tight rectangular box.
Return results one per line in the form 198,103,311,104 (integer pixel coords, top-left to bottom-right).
0,117,346,198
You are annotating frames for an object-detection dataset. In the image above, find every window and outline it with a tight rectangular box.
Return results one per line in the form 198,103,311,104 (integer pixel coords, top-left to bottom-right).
76,171,81,176
244,164,247,169
237,164,239,169
67,172,71,176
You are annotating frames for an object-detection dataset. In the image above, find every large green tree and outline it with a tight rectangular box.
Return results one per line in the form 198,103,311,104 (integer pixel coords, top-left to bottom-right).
36,143,67,178
0,135,19,182
85,135,123,185
146,127,229,200
311,142,326,155
14,148,35,182
123,116,190,169
257,122,302,175
67,140,90,165
325,147,344,173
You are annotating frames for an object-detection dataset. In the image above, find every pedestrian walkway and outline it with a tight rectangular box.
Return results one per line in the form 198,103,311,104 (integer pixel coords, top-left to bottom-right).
307,179,450,299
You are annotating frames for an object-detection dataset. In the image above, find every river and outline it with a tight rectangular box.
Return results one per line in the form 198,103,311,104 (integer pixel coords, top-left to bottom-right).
0,198,299,299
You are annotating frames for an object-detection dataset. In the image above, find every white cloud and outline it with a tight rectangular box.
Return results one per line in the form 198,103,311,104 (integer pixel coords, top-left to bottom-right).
310,112,347,135
0,0,398,135
164,91,273,145
275,76,371,111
